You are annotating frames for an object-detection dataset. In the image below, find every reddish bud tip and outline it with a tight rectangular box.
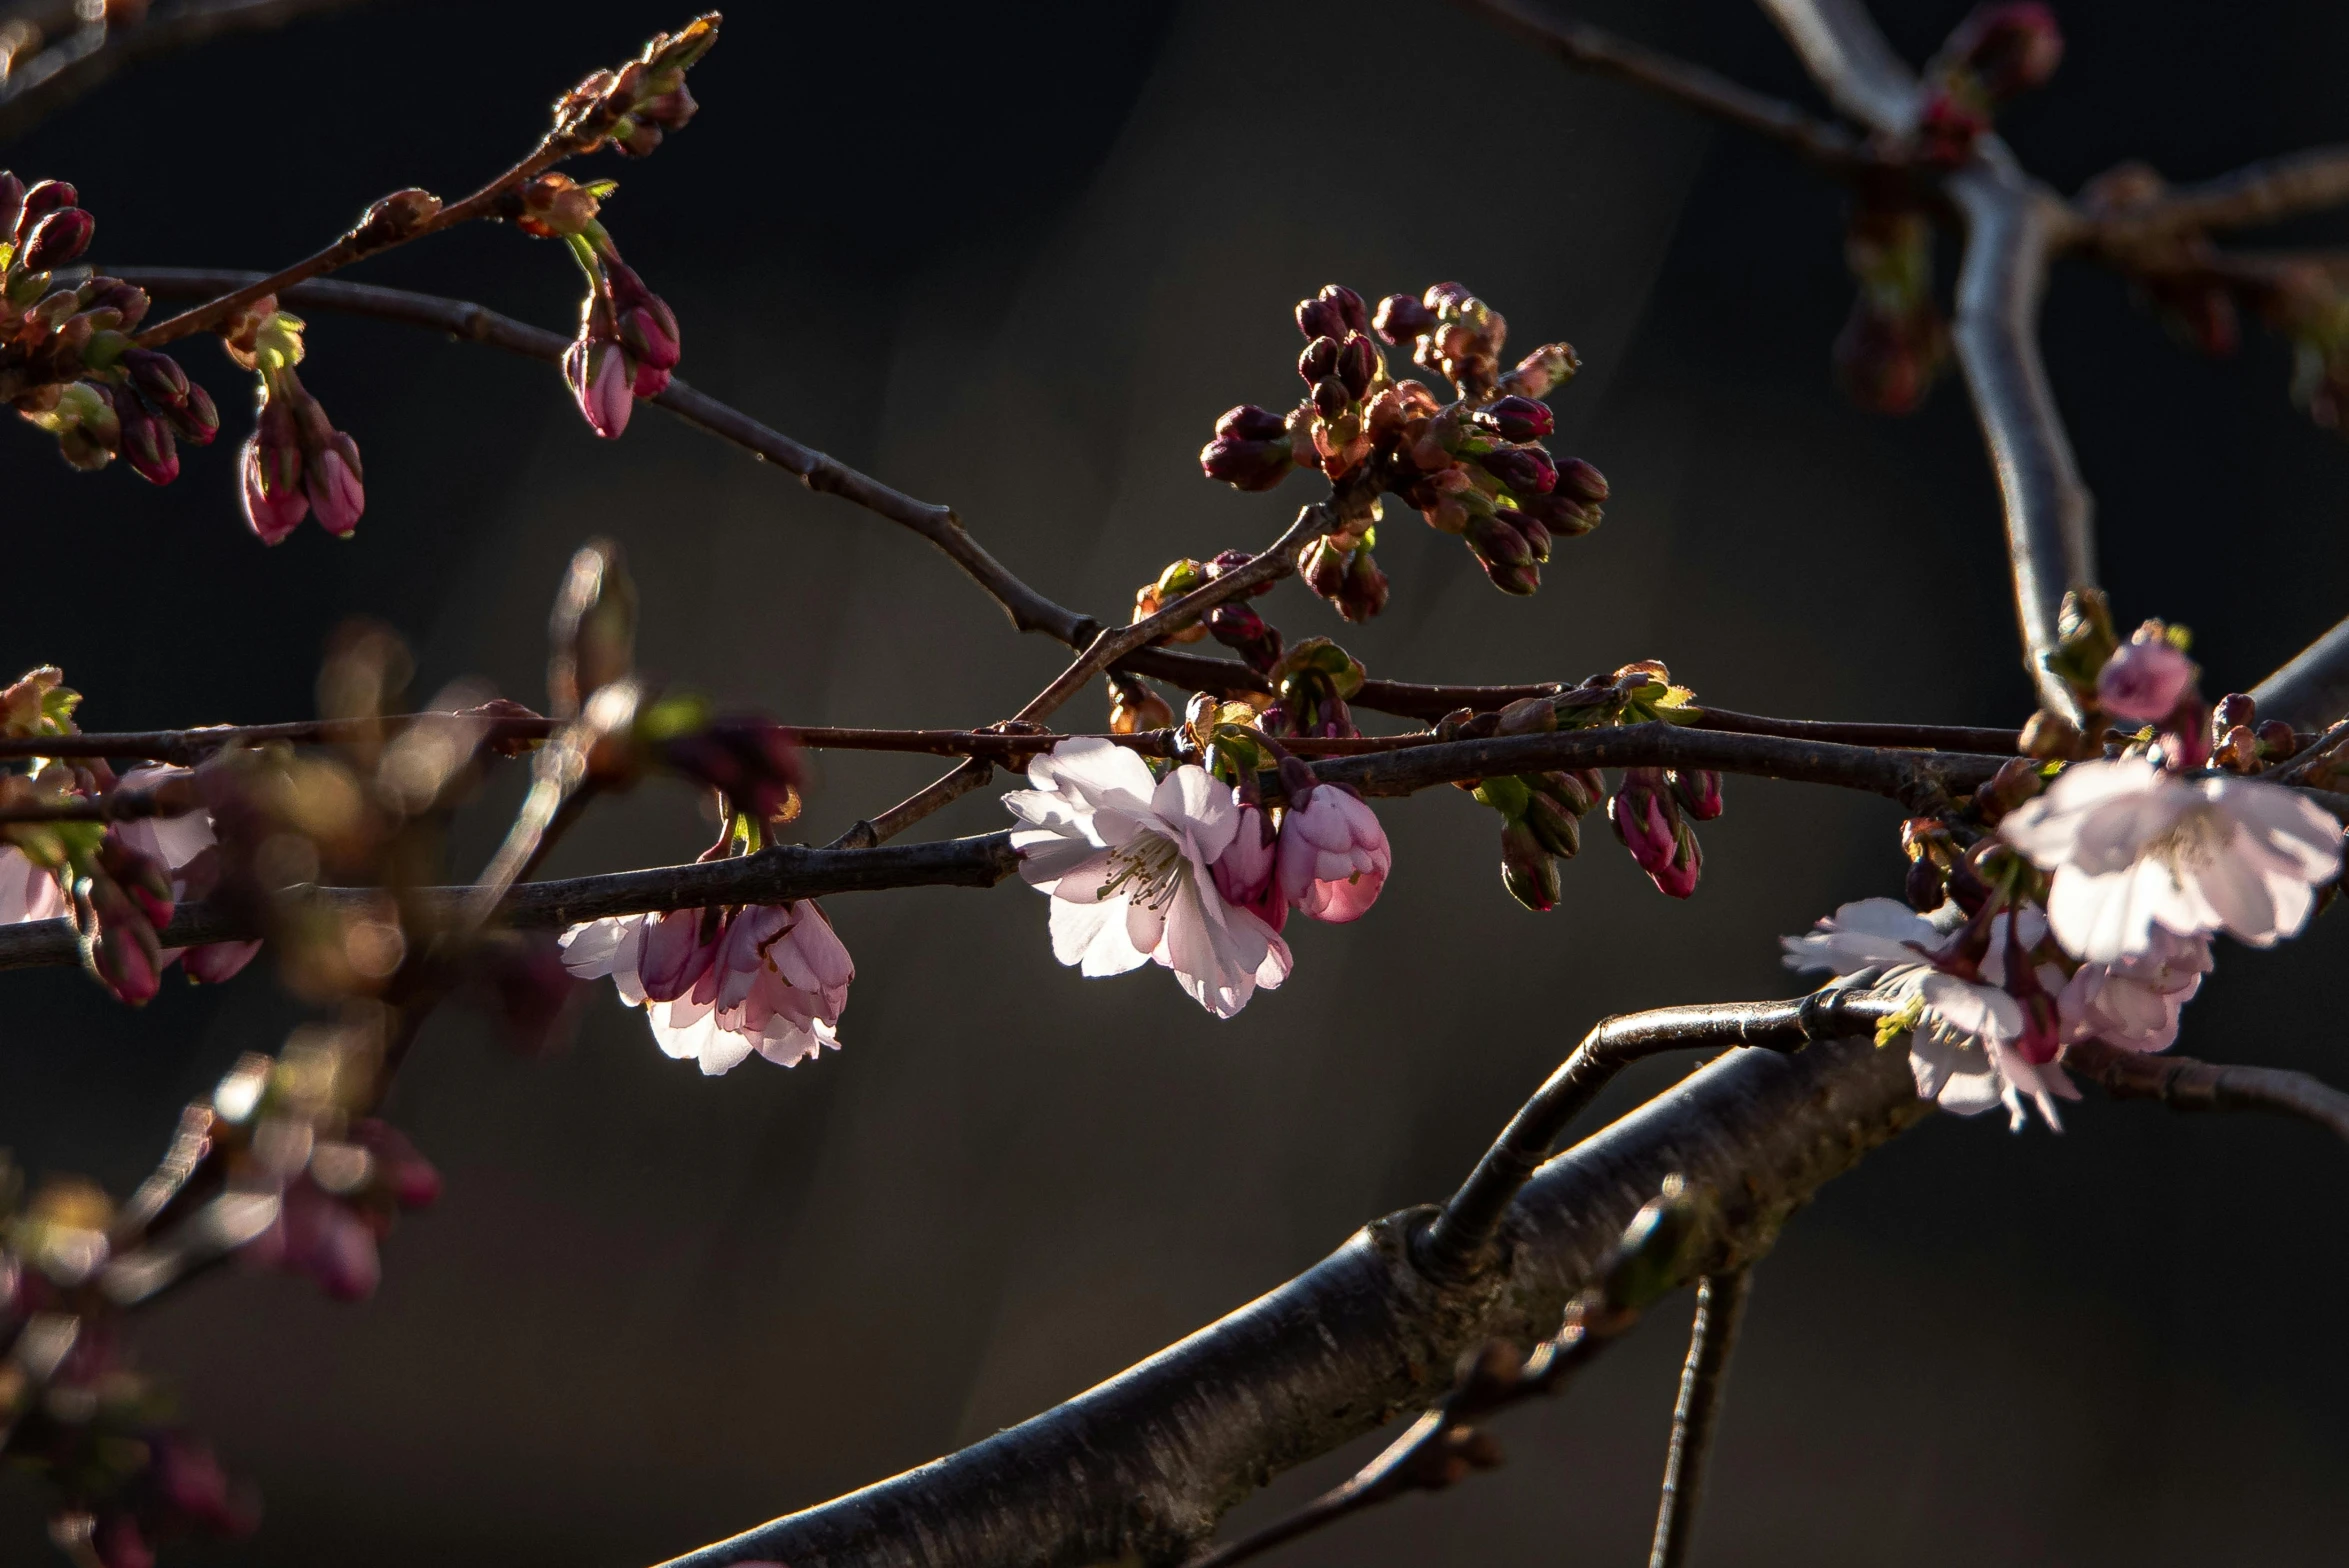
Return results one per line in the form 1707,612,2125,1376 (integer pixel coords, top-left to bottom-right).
20,206,93,271
1476,395,1554,443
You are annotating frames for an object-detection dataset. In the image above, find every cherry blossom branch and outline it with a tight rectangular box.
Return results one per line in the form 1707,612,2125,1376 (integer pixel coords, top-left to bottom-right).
1947,160,2099,720
657,1028,1927,1568
1647,1268,1752,1568
2251,613,2349,729
2063,1039,2349,1145
131,13,715,349
2089,146,2349,237
0,0,370,143
1452,0,1879,175
1752,0,1921,136
1418,989,1898,1279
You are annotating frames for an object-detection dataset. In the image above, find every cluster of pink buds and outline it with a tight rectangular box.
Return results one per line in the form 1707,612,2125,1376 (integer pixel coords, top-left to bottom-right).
2,172,218,482
219,300,364,544
1197,282,1608,602
511,173,684,439
1448,663,1722,909
1914,3,2065,165
1182,734,1391,935
1260,637,1364,740
208,1034,440,1302
550,12,718,158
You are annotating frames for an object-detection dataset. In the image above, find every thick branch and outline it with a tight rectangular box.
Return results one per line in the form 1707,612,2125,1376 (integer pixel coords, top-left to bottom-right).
0,0,370,144
2063,1038,2349,1144
1752,0,1920,137
1947,163,2098,718
2250,613,2349,730
656,1027,1926,1568
1648,1268,1752,1568
1454,0,1877,174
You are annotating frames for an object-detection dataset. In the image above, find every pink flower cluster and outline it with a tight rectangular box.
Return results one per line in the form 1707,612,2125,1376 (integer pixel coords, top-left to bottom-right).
1004,738,1390,1017
559,899,852,1074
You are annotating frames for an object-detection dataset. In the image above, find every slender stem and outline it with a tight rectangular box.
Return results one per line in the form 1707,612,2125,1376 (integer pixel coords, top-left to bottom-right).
1947,162,2098,720
1454,0,1880,175
1751,0,1921,136
1649,1268,1754,1568
1419,989,1897,1280
2101,146,2349,236
2063,1039,2349,1144
0,0,371,143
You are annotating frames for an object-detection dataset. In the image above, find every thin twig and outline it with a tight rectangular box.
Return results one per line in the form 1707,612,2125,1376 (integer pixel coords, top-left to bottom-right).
2102,146,2349,236
1751,0,1921,137
0,0,372,144
1418,989,1897,1279
2063,1038,2349,1144
1947,160,2098,720
1452,0,1879,174
128,10,712,349
1649,1268,1754,1568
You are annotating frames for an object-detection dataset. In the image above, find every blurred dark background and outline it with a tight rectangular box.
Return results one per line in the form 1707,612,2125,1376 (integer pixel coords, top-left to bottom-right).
3,0,2348,1563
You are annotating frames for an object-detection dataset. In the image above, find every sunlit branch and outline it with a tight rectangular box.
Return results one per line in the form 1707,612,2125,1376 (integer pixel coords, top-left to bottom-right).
2251,612,2349,730
1751,0,1921,136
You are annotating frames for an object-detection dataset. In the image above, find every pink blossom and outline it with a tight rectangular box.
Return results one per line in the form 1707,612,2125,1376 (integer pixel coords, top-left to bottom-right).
1608,769,1677,876
2058,927,2210,1053
636,906,719,1002
1275,783,1389,922
2097,631,2196,723
1210,801,1286,932
558,900,853,1074
0,845,65,923
2000,757,2341,960
1004,738,1290,1018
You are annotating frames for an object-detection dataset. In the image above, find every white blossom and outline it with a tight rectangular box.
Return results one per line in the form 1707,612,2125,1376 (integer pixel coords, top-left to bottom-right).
1782,898,2076,1131
1004,737,1290,1018
2000,758,2341,962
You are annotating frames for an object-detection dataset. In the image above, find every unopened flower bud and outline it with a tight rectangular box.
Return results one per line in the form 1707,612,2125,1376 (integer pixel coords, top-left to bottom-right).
1905,855,1947,911
1475,395,1554,442
1336,545,1388,622
1216,404,1286,442
663,719,804,820
20,206,93,271
1523,789,1582,858
306,432,365,535
1206,602,1283,672
161,381,220,446
1108,680,1175,736
1975,755,2042,822
241,393,308,544
1296,294,1347,342
1373,292,1435,345
117,397,178,485
1311,376,1350,418
121,347,190,408
1298,335,1339,386
1944,1,2063,100
0,172,21,239
2097,633,2196,723
1477,446,1557,496
1465,511,1533,570
563,335,633,439
2215,723,2262,773
16,178,75,231
1200,430,1295,491
1609,768,1680,877
2019,708,2079,759
2210,692,2257,737
2257,719,2299,760
1335,332,1378,400
1300,534,1348,597
1534,768,1597,816
1669,768,1724,821
1499,820,1561,912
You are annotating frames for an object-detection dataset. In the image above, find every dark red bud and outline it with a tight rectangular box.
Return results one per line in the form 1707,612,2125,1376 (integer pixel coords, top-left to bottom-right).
17,178,76,231
1476,395,1554,442
122,347,190,408
1466,511,1534,570
1215,403,1287,441
1552,456,1609,505
1318,283,1367,335
1336,333,1377,400
1298,335,1339,385
1199,433,1295,491
2257,719,2300,760
1373,293,1436,345
118,399,179,485
2211,692,2258,735
162,382,220,446
20,206,93,271
1311,377,1350,418
1296,296,1346,341
0,172,22,240
1478,446,1556,496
